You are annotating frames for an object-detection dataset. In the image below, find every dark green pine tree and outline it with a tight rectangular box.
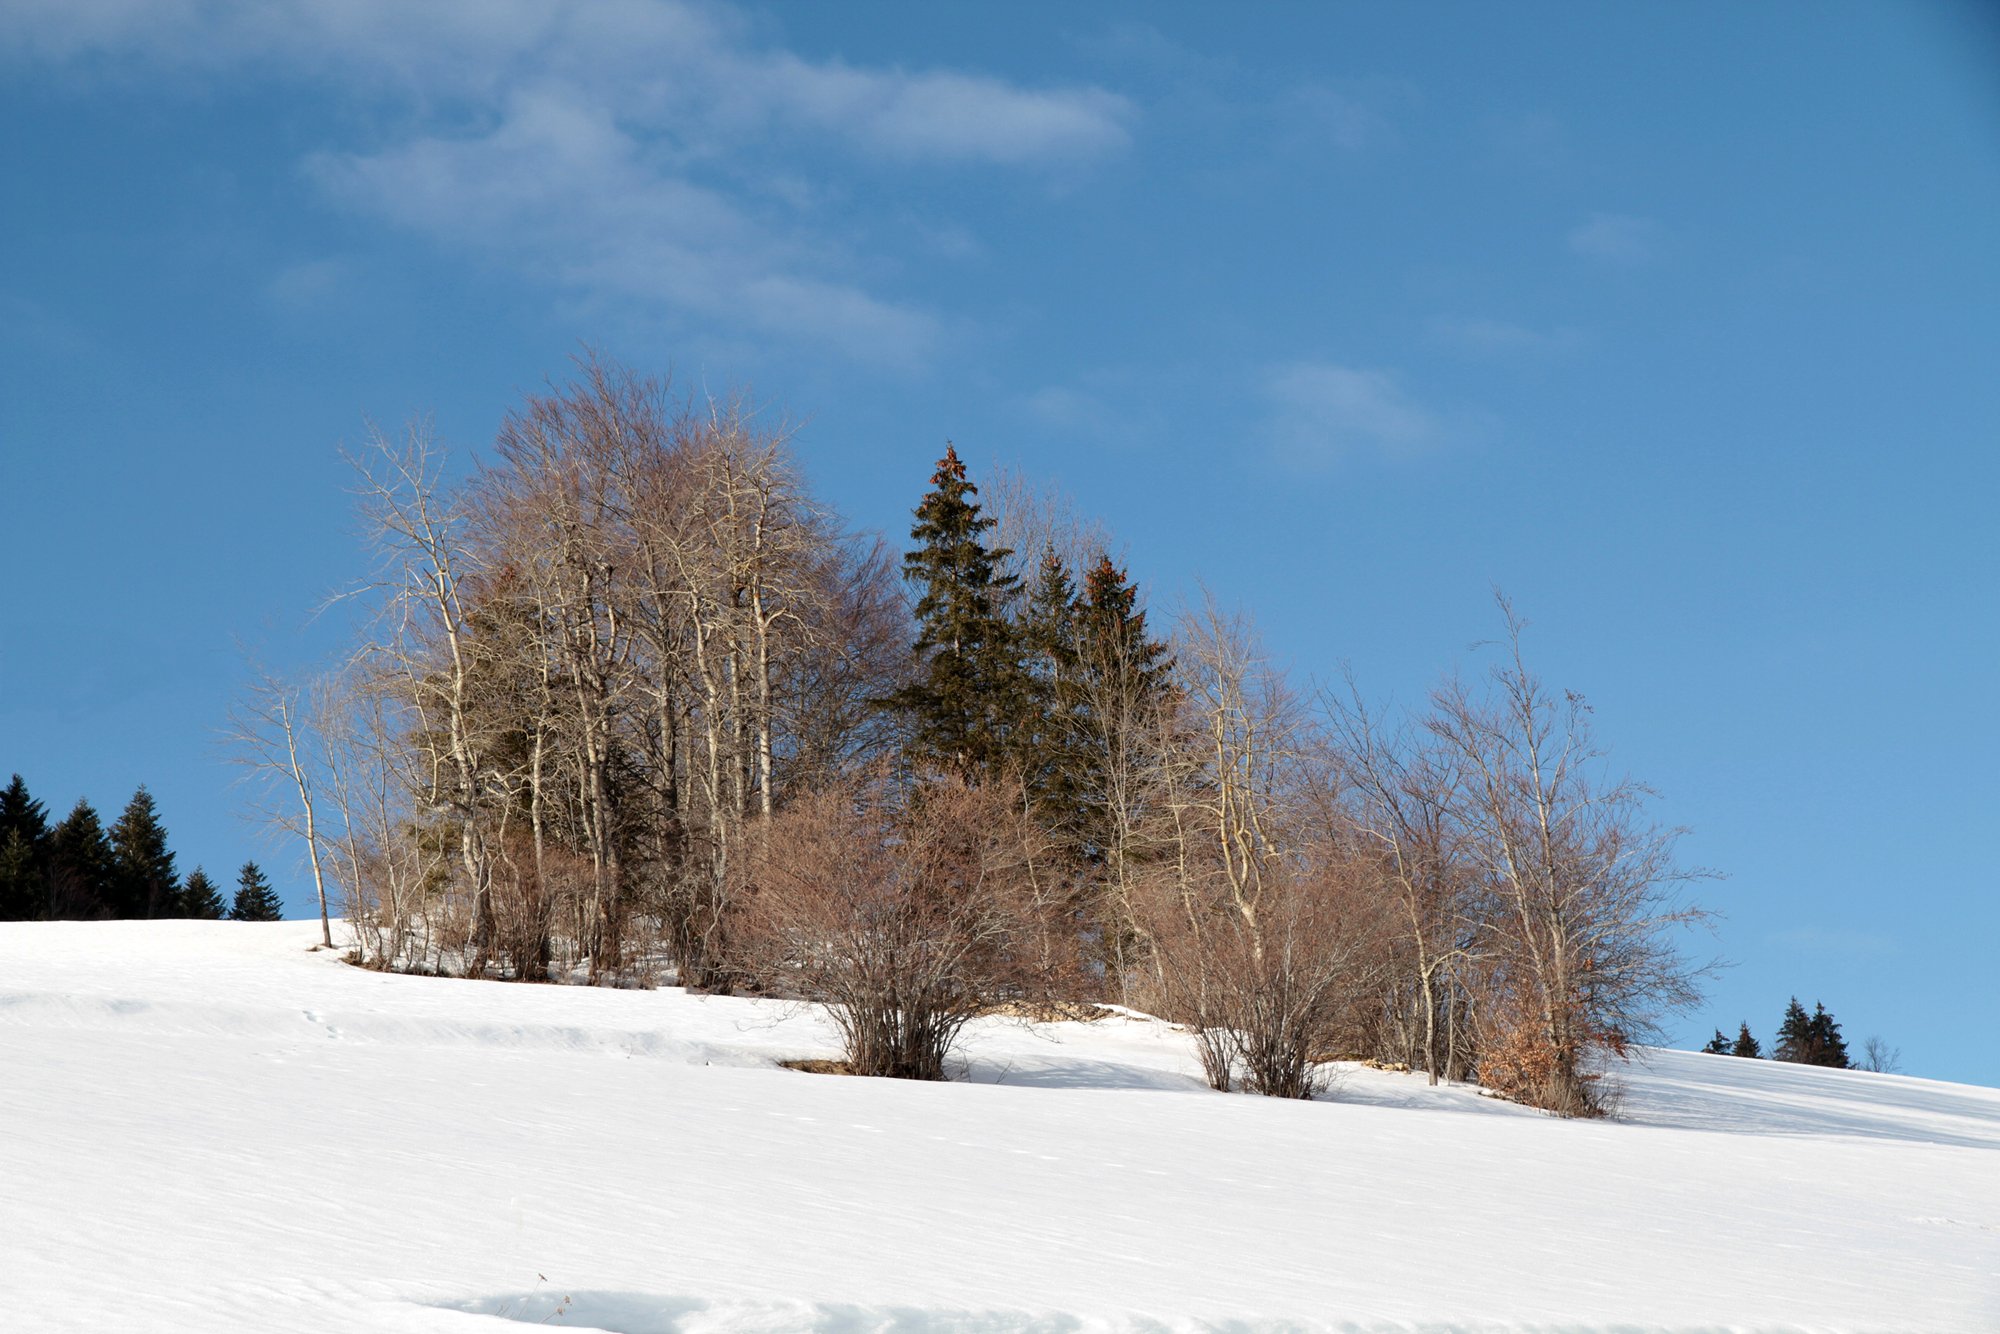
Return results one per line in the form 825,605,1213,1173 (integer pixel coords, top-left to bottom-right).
47,798,117,919
230,861,285,922
0,774,51,920
1731,1021,1763,1059
1805,1001,1850,1069
109,786,180,919
1075,555,1172,699
1701,1028,1731,1055
1773,997,1814,1063
1012,546,1087,818
180,866,228,920
890,444,1027,776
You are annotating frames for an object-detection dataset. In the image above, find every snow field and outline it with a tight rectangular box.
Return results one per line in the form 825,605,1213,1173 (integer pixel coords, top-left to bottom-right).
1,920,1996,1332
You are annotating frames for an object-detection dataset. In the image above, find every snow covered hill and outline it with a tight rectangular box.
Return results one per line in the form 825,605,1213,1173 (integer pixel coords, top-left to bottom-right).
1,921,1994,1332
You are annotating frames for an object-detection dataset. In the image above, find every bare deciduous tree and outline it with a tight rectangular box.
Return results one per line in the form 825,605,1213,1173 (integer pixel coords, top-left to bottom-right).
1859,1035,1903,1074
737,766,1053,1080
228,665,336,949
1425,595,1713,1115
1329,684,1480,1083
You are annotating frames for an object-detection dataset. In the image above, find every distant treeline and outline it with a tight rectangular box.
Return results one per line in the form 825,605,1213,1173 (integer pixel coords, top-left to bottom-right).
1700,999,1902,1074
0,774,282,922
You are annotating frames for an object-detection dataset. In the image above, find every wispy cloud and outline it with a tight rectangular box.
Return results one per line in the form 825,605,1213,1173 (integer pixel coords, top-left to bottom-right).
1568,211,1666,264
1263,361,1441,466
1016,371,1169,451
3,0,1133,364
263,256,357,310
1066,20,1228,81
1428,315,1583,359
306,91,940,365
1482,111,1567,170
1281,79,1416,153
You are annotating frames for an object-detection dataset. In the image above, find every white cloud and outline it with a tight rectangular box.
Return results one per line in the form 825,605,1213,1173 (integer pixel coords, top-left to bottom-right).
1428,315,1582,359
263,256,356,310
755,57,1132,164
1022,385,1120,436
306,90,940,365
1482,110,1567,170
1568,211,1666,264
1264,361,1440,465
1,1,1133,165
4,0,1132,363
1282,80,1414,153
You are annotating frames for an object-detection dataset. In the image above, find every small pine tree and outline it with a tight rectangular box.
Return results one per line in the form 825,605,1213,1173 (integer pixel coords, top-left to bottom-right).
109,786,179,919
47,799,117,918
1774,997,1850,1066
1773,996,1813,1063
0,775,50,920
1701,1028,1731,1055
1731,1021,1762,1059
180,866,228,920
1013,546,1087,820
1806,1001,1850,1069
230,861,284,922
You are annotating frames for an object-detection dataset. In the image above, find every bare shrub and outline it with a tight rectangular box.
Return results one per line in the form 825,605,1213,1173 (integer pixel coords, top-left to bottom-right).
1141,833,1389,1098
737,768,1058,1080
1128,601,1390,1098
1859,1036,1903,1074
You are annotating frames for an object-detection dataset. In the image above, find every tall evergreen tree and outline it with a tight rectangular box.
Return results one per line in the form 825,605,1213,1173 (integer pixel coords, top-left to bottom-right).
1075,555,1172,694
47,798,116,918
890,445,1026,776
1805,1001,1851,1069
230,861,284,922
0,774,50,920
180,866,228,920
1731,1021,1762,1059
0,774,48,846
109,786,179,918
1701,1028,1731,1055
1773,997,1813,1062
1013,546,1087,817
1069,554,1173,859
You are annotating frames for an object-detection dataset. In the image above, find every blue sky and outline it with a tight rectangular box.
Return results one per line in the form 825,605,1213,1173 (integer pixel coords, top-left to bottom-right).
3,2,1996,1081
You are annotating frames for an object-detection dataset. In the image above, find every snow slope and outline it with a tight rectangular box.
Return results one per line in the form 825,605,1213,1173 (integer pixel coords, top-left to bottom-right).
1,921,1995,1332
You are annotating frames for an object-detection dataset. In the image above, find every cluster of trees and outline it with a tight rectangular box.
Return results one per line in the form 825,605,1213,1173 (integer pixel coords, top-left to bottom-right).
249,355,1711,1116
0,774,283,923
1701,1000,1900,1073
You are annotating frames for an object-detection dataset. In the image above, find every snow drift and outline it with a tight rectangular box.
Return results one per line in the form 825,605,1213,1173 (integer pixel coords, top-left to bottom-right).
1,920,1994,1332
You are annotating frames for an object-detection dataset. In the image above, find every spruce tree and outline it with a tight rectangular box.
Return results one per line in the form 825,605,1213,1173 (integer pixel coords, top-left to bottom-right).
1701,1028,1731,1055
230,861,284,922
1774,997,1814,1063
1070,554,1172,858
0,774,50,920
890,444,1026,776
1075,555,1172,695
180,866,228,920
1806,1002,1850,1069
47,799,117,918
109,786,179,918
1013,546,1087,818
1731,1021,1762,1059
